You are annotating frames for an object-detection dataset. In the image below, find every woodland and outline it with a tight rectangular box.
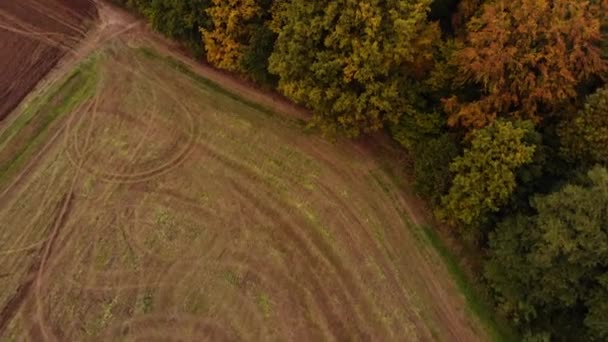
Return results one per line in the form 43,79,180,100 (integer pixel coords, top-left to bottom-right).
110,0,608,339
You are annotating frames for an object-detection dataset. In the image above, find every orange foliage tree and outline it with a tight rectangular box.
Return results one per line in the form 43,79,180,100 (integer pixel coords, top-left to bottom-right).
445,0,607,129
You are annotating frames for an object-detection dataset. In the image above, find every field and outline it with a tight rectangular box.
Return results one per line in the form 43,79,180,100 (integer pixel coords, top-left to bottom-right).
0,3,486,341
0,0,96,121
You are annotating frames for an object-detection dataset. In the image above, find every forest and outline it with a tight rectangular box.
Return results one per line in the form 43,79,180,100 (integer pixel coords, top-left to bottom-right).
110,0,608,340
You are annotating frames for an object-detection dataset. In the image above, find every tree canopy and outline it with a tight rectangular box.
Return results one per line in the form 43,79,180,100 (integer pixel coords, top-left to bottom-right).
268,0,439,136
559,86,608,166
444,0,607,129
202,0,261,72
441,120,536,233
486,167,608,339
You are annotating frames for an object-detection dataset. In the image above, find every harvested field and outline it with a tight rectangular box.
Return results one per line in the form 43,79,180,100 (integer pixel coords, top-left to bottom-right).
0,0,96,121
0,3,487,341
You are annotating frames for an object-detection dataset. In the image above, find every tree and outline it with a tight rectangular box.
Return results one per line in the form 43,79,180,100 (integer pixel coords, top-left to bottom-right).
268,0,439,136
413,134,459,204
592,0,608,62
586,278,608,340
117,0,212,56
440,120,536,233
241,22,277,84
559,87,608,166
202,0,261,72
450,0,482,37
486,166,608,339
445,0,607,129
484,215,538,324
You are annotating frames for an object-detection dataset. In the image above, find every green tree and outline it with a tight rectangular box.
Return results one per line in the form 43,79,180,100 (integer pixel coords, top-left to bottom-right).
486,166,608,339
240,0,278,85
122,0,212,56
484,215,538,324
241,22,277,85
559,87,608,166
413,134,459,204
586,278,608,340
268,0,439,136
440,120,536,233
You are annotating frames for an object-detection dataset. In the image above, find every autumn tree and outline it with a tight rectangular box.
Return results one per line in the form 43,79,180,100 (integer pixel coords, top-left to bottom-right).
440,120,536,234
450,0,482,37
202,0,261,72
445,0,607,129
559,87,608,166
486,166,608,339
268,0,439,136
593,0,608,62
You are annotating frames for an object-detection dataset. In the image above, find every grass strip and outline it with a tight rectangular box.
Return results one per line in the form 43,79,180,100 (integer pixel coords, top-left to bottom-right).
419,225,519,342
0,56,100,186
136,47,306,129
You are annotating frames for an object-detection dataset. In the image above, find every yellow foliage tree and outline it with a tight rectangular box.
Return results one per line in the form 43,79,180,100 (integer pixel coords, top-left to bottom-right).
202,0,260,72
269,0,439,136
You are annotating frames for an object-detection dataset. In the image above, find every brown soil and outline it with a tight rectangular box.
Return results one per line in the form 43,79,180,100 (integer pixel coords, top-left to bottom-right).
0,193,72,333
0,0,96,121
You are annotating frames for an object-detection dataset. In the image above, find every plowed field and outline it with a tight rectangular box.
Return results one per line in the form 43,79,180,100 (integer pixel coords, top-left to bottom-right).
0,0,96,121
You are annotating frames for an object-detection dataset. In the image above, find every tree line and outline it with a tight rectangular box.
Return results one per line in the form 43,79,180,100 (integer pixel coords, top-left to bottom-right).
111,0,608,339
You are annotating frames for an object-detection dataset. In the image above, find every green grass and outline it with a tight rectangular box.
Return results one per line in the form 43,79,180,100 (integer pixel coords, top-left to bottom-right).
224,271,242,287
418,225,519,342
0,56,100,186
369,157,517,340
136,47,306,129
141,291,154,314
256,292,272,319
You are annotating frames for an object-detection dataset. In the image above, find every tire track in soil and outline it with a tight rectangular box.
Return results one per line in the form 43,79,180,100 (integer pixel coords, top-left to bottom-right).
186,134,390,338
19,0,89,37
154,261,271,341
292,142,447,339
314,177,437,339
382,175,480,342
0,0,96,121
174,190,327,340
100,314,241,341
212,253,327,340
128,206,218,264
227,179,375,341
167,135,379,338
202,136,437,339
22,47,199,335
64,53,199,184
125,171,366,339
0,193,73,333
0,158,66,261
